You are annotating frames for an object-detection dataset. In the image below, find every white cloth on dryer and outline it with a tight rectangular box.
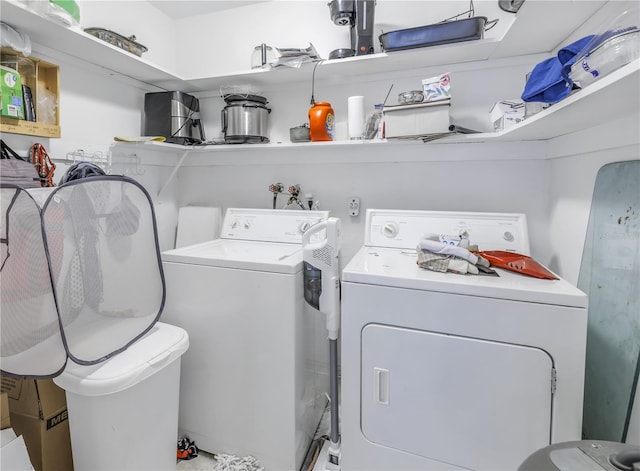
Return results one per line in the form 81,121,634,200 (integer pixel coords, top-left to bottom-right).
417,235,489,275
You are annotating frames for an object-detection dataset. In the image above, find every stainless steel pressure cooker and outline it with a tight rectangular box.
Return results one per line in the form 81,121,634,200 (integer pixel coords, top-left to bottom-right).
222,94,271,144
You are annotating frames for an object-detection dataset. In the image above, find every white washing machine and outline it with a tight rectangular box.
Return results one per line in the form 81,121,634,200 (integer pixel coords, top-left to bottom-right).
161,208,330,471
340,209,589,471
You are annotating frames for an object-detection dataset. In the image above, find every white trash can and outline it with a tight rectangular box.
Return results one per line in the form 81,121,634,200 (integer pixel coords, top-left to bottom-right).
53,322,189,471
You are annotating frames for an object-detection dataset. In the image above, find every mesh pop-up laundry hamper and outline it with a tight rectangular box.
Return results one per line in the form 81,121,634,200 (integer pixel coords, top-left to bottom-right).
2,175,190,471
0,175,166,377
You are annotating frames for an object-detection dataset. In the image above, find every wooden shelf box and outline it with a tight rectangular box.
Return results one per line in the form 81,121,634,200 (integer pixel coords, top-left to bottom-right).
0,48,60,138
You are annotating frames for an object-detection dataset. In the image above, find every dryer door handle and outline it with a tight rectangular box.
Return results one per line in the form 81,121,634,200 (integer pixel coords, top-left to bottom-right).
374,367,390,405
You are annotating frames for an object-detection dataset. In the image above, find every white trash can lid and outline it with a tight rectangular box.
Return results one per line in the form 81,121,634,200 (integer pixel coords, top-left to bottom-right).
53,322,189,396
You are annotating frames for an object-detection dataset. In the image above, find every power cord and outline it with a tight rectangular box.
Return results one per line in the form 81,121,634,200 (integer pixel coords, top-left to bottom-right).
310,60,325,106
169,94,201,143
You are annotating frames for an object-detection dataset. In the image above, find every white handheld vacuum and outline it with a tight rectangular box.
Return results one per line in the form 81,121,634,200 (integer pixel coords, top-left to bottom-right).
302,217,342,471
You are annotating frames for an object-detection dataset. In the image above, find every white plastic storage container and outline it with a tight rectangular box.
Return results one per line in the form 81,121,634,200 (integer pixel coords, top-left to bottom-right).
53,322,189,471
383,100,451,139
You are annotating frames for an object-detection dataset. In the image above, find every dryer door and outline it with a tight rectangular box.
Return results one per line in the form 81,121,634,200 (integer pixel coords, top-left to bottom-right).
361,324,553,471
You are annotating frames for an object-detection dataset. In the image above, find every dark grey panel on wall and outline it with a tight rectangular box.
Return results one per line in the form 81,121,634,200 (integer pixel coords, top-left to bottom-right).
579,159,640,441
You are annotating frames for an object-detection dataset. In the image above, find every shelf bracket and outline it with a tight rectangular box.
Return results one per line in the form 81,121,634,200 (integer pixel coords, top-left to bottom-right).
158,149,190,203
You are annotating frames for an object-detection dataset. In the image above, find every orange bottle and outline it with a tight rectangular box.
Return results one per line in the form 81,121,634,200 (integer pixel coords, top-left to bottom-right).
309,101,335,142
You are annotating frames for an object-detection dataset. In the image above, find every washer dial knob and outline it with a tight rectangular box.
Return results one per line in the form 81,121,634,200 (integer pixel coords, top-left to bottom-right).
382,222,400,238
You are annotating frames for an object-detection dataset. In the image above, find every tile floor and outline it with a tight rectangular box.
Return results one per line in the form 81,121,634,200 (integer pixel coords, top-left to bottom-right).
175,403,331,471
176,450,218,470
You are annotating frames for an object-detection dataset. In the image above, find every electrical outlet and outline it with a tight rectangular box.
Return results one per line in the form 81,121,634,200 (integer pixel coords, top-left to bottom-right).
348,197,360,217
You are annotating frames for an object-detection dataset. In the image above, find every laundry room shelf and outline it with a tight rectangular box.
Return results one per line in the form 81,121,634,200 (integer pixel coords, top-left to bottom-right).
111,55,638,166
0,0,184,89
0,0,499,92
0,0,495,91
450,59,640,143
110,138,544,168
0,48,61,138
0,0,602,93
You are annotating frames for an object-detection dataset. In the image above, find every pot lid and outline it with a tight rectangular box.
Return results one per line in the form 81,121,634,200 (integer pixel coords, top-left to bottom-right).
223,93,268,104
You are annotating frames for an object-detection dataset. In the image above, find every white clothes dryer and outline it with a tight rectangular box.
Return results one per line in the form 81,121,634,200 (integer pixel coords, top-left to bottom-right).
340,209,588,471
161,208,330,471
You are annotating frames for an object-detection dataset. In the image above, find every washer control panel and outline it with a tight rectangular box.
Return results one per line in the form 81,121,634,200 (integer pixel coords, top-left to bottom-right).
221,208,329,243
366,209,529,255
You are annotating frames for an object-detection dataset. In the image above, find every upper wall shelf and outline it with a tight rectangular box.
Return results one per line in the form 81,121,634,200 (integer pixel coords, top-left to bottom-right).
1,0,183,88
455,59,640,143
109,138,545,169
0,0,604,93
178,41,499,93
108,57,639,166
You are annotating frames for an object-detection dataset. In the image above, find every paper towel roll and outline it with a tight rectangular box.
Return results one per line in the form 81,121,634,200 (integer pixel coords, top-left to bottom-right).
347,96,365,140
175,206,222,248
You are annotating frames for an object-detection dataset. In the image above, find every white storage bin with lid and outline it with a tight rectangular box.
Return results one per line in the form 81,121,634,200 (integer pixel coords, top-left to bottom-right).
383,99,451,139
53,322,189,471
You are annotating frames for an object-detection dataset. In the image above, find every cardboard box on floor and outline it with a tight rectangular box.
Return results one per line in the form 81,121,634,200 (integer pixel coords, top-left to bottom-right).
1,391,10,429
1,376,74,471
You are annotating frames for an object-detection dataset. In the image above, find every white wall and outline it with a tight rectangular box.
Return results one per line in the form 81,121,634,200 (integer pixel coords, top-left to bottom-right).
0,48,146,169
176,156,551,266
3,2,640,458
4,0,639,447
173,0,515,77
173,45,550,267
547,114,640,285
76,0,178,71
0,46,171,242
196,52,542,143
6,0,635,279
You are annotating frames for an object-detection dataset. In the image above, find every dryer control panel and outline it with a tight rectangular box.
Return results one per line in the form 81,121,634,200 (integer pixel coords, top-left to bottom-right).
365,209,529,254
221,208,330,243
